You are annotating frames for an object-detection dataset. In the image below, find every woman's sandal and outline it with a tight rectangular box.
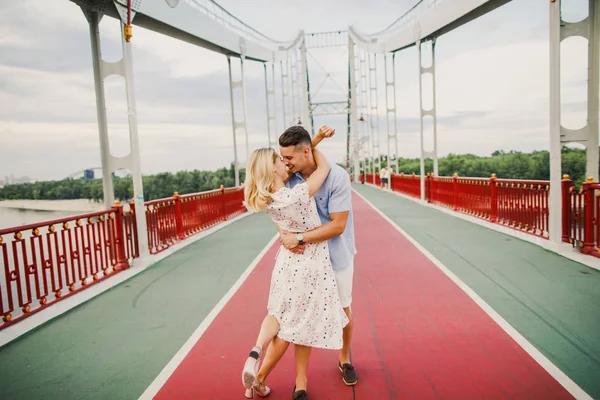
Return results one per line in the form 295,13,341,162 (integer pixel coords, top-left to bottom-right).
242,347,261,390
255,381,271,397
244,381,271,398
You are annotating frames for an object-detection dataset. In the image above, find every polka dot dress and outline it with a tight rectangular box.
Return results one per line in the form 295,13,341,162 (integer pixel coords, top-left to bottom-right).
266,182,349,349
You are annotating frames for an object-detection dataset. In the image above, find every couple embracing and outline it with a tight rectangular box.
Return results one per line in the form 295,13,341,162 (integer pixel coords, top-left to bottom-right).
241,125,358,400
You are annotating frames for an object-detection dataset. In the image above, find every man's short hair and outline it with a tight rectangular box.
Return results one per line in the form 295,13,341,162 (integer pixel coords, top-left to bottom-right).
279,126,312,149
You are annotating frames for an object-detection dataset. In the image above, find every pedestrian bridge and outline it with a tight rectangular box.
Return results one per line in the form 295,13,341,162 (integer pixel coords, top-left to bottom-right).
0,184,598,399
1,0,599,398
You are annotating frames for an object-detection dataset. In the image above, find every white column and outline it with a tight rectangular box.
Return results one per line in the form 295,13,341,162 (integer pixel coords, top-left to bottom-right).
359,49,369,176
85,11,114,209
227,56,241,187
280,60,290,128
121,24,149,257
299,38,313,135
418,40,438,199
418,41,425,200
271,62,278,142
586,0,599,182
290,50,299,123
264,63,277,148
384,53,398,182
240,54,250,165
432,39,439,176
83,7,148,256
349,37,360,181
548,0,600,243
368,53,381,178
549,0,562,243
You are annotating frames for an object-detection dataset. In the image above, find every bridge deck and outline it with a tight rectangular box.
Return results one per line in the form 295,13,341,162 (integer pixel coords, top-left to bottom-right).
0,184,598,399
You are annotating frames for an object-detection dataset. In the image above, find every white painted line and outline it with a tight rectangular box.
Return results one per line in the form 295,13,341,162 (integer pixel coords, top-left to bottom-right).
138,233,279,400
352,188,593,400
0,211,253,349
361,182,600,272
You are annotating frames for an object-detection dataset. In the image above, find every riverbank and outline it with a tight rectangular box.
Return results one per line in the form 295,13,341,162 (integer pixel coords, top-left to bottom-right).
0,199,105,212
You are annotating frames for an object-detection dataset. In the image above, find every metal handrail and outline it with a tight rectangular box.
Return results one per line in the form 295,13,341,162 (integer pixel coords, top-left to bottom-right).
357,0,444,38
184,0,297,48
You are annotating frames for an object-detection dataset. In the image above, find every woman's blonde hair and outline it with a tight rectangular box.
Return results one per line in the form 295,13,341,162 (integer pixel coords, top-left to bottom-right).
244,148,278,212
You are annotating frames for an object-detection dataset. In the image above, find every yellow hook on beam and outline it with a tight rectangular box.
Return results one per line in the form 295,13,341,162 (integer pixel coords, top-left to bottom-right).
124,24,132,42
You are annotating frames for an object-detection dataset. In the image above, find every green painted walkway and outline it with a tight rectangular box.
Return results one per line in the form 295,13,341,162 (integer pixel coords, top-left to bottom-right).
0,213,276,400
0,187,598,399
352,183,600,399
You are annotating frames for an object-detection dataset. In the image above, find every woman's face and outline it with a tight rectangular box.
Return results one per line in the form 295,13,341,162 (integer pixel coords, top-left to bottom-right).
273,152,289,181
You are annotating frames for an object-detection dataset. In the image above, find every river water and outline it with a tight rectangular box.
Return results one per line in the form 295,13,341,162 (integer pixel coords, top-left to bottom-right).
0,207,78,231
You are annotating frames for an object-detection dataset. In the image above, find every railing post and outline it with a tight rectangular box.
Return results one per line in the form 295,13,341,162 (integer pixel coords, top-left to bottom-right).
129,199,140,258
220,185,227,221
174,191,184,240
426,173,432,203
399,172,404,194
112,200,129,271
453,173,459,211
561,175,572,243
582,177,595,254
490,173,498,222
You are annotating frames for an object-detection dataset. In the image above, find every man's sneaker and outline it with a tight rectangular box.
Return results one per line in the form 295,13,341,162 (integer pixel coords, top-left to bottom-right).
338,362,357,386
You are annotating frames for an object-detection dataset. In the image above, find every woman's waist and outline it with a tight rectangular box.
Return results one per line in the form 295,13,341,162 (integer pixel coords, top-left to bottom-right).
276,242,325,257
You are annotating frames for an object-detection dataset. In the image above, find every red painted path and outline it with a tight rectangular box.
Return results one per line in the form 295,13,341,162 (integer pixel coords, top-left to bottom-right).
153,194,573,399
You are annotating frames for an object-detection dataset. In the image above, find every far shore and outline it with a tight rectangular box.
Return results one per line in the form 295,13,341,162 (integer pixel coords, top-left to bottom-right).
0,199,106,212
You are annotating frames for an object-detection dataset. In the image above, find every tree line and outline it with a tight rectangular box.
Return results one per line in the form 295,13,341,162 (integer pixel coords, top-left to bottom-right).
0,148,591,202
0,164,245,202
364,147,589,186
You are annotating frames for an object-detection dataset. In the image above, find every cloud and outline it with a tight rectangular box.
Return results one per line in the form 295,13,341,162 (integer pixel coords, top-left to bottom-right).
0,0,593,183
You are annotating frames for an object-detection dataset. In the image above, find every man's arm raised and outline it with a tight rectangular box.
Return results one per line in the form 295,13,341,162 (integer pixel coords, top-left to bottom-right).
311,126,335,149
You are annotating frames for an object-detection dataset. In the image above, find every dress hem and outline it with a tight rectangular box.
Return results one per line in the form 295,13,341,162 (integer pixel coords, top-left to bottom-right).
268,312,344,351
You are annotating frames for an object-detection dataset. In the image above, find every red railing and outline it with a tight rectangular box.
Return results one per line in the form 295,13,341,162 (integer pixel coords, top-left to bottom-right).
495,178,549,237
391,173,421,198
0,203,131,328
371,172,600,246
365,172,381,186
367,173,552,238
0,186,246,330
145,186,246,254
427,174,549,238
563,177,600,257
145,196,179,254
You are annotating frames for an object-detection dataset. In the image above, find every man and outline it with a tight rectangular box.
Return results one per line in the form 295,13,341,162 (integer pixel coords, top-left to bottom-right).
255,125,358,388
379,166,387,191
384,166,392,191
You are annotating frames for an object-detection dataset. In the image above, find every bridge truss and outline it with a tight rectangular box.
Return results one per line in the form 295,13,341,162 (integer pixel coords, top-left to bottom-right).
66,0,599,256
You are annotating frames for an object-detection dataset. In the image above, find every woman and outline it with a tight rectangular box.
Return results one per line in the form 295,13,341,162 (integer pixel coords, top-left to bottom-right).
241,127,348,400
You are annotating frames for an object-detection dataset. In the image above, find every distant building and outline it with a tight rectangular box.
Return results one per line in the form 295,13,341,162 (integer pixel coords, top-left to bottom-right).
1,175,32,185
0,180,4,188
84,169,95,180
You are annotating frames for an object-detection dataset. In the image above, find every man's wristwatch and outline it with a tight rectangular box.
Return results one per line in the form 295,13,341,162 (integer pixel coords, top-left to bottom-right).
296,233,304,245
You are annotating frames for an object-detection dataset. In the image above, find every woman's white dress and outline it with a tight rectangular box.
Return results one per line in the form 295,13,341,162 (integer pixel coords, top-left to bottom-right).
265,182,349,350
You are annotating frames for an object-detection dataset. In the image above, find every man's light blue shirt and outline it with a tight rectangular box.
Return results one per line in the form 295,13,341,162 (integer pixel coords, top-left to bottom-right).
287,163,356,271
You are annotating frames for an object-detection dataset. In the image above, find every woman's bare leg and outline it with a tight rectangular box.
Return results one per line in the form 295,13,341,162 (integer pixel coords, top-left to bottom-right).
243,315,279,390
294,344,312,392
255,315,280,352
256,336,290,384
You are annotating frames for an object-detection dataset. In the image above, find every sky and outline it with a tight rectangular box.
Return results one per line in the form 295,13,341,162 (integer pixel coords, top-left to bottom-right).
0,0,591,182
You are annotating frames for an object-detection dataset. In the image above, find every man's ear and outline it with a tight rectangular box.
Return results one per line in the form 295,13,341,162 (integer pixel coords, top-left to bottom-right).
304,146,311,156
